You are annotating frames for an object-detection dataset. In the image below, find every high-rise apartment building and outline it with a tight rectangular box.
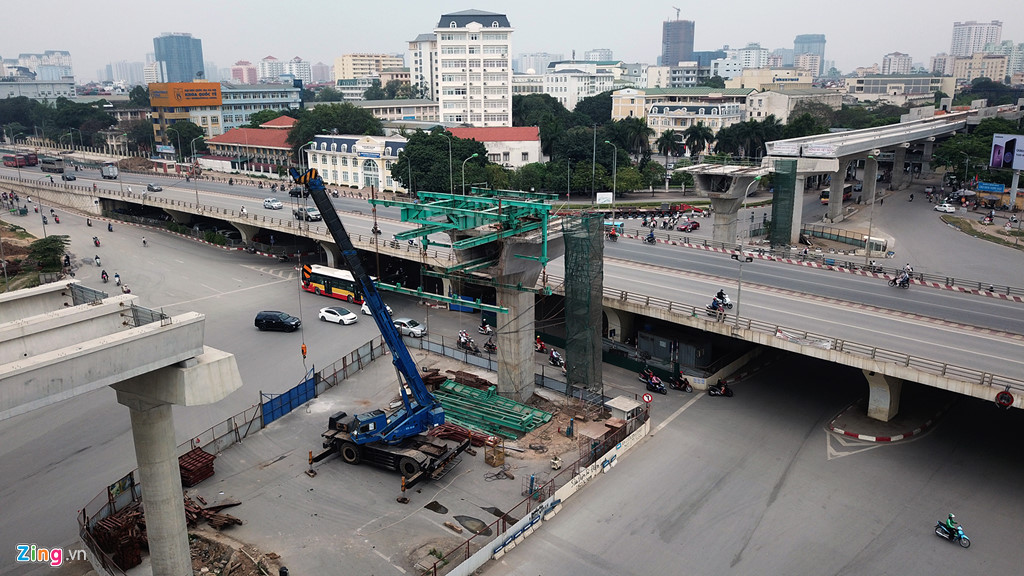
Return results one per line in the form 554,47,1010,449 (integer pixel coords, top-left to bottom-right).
727,43,769,69
231,61,258,84
794,53,821,75
793,34,826,76
333,53,405,81
311,62,332,84
984,41,1024,76
950,21,1001,57
952,53,1007,83
661,19,695,66
433,9,513,127
258,56,285,82
516,52,562,74
930,53,954,76
408,35,438,99
881,52,913,75
584,48,613,62
153,33,204,82
285,57,311,84
111,60,145,85
4,51,74,81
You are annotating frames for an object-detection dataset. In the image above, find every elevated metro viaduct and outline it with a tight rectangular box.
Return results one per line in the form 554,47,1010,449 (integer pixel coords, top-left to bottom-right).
0,281,243,576
680,111,973,246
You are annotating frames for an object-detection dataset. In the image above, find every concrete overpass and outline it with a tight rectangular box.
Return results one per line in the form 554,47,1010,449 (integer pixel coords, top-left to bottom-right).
681,111,972,245
0,280,243,576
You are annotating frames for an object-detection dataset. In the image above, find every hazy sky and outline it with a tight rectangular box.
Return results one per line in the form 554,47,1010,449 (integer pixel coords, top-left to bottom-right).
2,0,1021,82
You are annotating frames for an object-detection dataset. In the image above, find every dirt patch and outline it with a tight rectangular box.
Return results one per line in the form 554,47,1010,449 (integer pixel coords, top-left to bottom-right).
190,529,280,576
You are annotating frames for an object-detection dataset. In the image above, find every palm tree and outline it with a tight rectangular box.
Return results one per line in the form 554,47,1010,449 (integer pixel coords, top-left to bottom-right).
682,123,715,159
655,129,681,165
620,116,655,159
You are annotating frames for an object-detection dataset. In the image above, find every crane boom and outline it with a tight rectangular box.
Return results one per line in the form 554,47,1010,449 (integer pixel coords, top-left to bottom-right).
294,168,443,445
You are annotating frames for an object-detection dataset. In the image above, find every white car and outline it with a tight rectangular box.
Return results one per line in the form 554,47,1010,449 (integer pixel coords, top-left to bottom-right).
318,306,358,325
263,198,283,210
934,203,957,213
361,302,392,315
393,317,426,337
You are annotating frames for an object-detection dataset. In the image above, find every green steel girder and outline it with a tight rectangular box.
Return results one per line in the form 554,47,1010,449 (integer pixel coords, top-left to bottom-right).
451,220,544,250
376,281,509,313
444,255,499,273
422,269,553,295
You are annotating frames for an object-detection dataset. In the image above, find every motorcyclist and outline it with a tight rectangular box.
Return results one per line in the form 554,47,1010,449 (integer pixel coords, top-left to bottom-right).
86,218,92,227
108,223,113,232
549,349,562,364
114,273,121,286
480,318,490,332
535,334,545,352
647,230,655,243
608,227,618,240
709,297,722,311
94,255,101,266
944,513,958,535
716,289,727,302
101,270,108,282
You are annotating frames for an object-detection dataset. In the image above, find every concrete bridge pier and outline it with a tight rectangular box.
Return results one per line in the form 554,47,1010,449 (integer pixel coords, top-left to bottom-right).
863,370,903,421
496,287,536,403
891,145,908,190
826,159,853,222
706,175,763,246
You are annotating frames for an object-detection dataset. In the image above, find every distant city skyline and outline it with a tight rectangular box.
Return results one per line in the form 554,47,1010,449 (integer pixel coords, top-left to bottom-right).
1,0,1021,83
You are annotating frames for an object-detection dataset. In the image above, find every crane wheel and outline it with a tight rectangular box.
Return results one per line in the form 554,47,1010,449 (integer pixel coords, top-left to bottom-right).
340,442,361,465
398,457,421,477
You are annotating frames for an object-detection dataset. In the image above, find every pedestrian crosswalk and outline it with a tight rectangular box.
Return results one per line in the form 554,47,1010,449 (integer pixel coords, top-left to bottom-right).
240,264,298,281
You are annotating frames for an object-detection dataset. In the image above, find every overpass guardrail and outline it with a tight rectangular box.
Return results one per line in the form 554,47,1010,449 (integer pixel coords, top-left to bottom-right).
541,274,1024,395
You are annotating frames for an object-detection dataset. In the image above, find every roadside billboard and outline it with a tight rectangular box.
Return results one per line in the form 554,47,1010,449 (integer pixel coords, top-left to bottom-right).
148,82,222,107
990,133,1024,170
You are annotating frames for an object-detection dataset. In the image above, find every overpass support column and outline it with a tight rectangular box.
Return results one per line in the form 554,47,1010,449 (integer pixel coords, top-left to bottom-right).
921,140,934,174
827,162,847,222
891,146,907,190
496,286,535,403
118,396,191,576
862,370,903,422
708,175,761,246
321,242,341,268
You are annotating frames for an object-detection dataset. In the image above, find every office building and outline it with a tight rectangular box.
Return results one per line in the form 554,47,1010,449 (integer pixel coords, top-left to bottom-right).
692,50,726,68
143,61,163,84
984,41,1024,76
662,19,695,66
881,52,913,75
950,21,1001,57
517,52,563,74
584,49,613,62
231,61,258,84
952,53,1008,83
0,79,76,103
433,9,513,127
543,60,620,110
305,134,408,192
847,75,956,105
725,68,814,91
110,60,145,85
220,82,302,130
334,53,405,81
149,82,223,144
153,33,205,82
771,48,795,67
793,34,826,75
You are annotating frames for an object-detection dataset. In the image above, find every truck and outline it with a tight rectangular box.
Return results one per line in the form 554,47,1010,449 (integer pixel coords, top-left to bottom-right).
293,206,322,221
301,167,468,487
100,162,119,179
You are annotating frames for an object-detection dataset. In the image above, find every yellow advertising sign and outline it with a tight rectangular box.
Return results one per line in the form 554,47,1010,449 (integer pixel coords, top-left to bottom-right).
149,82,222,107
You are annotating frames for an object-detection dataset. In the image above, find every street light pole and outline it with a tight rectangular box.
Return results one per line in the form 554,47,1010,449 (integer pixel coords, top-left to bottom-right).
604,140,617,221
190,136,204,211
730,253,753,329
441,133,454,194
299,140,316,174
461,153,478,194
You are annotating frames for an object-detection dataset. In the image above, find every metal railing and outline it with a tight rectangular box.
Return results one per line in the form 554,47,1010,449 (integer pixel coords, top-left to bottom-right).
541,274,1024,394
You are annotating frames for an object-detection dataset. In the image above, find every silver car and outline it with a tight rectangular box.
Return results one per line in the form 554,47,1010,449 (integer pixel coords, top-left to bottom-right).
263,198,283,210
393,317,426,337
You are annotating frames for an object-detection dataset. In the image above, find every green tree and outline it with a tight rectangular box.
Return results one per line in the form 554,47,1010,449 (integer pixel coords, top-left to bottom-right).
363,80,386,100
641,160,666,188
246,110,282,128
655,129,682,165
123,119,155,152
512,93,571,127
573,91,613,125
613,166,643,192
783,113,828,139
390,128,487,193
299,88,315,102
164,122,205,160
699,75,726,89
789,100,836,128
394,83,417,99
511,162,549,192
682,123,714,158
129,85,150,107
485,163,511,190
288,103,384,160
570,161,607,195
616,116,654,158
315,87,344,102
28,235,70,271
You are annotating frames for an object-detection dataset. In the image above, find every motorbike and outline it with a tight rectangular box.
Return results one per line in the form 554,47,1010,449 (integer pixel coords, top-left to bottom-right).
535,340,547,353
669,374,693,393
42,216,48,225
548,350,565,367
53,215,60,224
331,189,340,198
706,300,726,316
483,338,497,354
888,277,910,289
121,285,131,294
94,255,101,267
607,233,618,242
107,223,113,232
716,293,734,309
228,178,234,186
101,272,109,283
371,226,382,235
638,369,667,394
707,380,734,397
93,236,101,247
934,522,970,548
457,333,481,355
478,323,494,335
115,275,121,286
643,235,656,244
86,219,92,227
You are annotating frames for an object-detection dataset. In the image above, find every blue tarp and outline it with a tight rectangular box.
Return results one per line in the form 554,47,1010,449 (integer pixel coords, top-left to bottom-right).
262,375,316,426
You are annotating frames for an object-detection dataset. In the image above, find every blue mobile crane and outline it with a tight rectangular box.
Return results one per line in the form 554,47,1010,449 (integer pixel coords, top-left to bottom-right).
299,169,469,486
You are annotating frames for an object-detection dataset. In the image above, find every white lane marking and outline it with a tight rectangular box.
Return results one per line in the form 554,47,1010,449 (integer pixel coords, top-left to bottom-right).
157,277,293,308
651,393,705,436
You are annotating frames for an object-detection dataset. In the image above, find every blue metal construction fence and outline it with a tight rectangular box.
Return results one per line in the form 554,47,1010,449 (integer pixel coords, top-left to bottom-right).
261,371,316,426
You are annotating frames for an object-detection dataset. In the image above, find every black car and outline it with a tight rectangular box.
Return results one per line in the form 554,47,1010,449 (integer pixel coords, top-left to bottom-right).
61,173,77,181
288,186,308,198
255,310,301,332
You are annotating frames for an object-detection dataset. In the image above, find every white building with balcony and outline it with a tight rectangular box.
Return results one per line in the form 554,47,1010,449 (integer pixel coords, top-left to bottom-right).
304,134,408,192
434,9,513,127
